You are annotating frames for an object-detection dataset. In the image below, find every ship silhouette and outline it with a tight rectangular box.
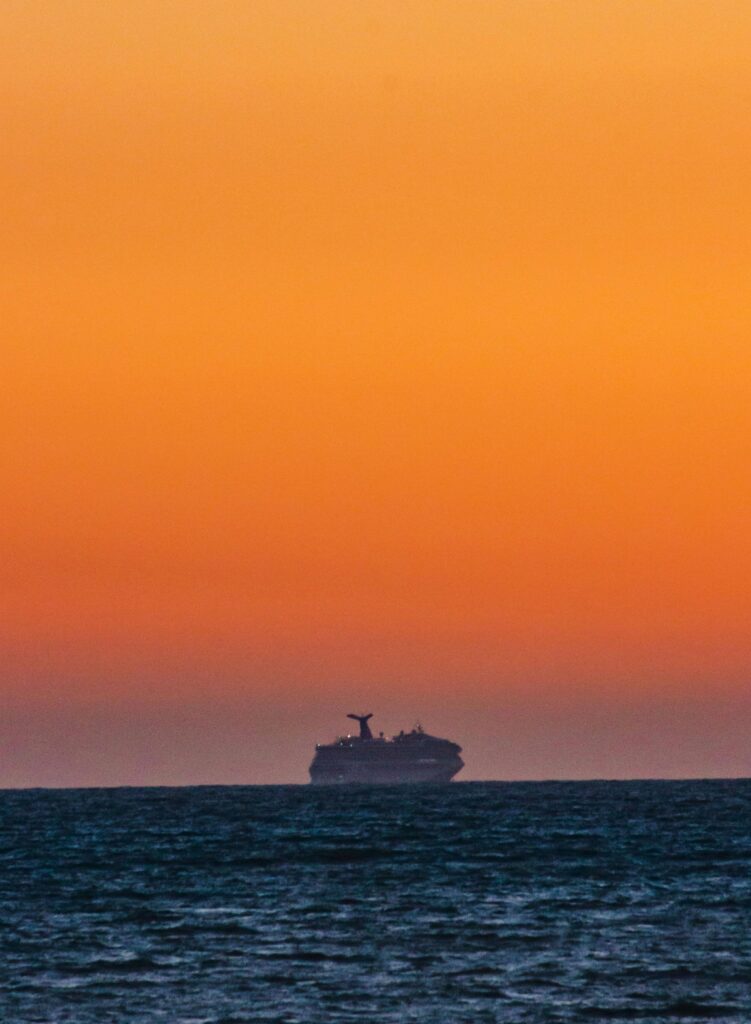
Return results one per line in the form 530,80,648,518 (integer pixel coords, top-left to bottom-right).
309,713,464,784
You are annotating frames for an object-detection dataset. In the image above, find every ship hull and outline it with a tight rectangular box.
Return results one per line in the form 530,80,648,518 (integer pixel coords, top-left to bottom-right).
309,754,464,785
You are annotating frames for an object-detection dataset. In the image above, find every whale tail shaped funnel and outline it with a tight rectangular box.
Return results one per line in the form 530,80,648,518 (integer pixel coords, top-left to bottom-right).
346,713,374,740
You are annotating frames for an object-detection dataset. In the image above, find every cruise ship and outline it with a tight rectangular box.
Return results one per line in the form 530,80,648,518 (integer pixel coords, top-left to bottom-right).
309,713,464,785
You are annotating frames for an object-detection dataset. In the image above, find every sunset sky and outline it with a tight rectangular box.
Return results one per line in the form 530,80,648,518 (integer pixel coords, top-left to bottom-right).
3,1,751,786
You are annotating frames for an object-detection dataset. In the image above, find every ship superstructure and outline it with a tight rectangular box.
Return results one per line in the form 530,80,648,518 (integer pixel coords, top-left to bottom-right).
309,713,464,785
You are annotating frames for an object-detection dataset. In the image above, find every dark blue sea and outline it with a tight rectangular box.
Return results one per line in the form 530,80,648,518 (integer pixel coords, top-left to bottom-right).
2,781,751,1023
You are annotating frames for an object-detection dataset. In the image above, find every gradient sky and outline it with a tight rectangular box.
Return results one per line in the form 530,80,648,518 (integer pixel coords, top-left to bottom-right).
3,1,751,786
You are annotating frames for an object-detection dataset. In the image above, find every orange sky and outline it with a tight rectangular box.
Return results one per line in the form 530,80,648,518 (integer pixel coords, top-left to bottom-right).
2,1,751,785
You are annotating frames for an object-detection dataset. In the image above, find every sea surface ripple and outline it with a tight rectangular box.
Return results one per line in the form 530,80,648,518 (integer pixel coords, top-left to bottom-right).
2,780,751,1023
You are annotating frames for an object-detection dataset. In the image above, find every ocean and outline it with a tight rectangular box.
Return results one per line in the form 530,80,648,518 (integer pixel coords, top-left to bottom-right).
2,780,750,1023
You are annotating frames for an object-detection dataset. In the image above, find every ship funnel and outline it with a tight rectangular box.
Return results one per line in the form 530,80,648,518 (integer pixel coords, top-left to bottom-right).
346,713,373,740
